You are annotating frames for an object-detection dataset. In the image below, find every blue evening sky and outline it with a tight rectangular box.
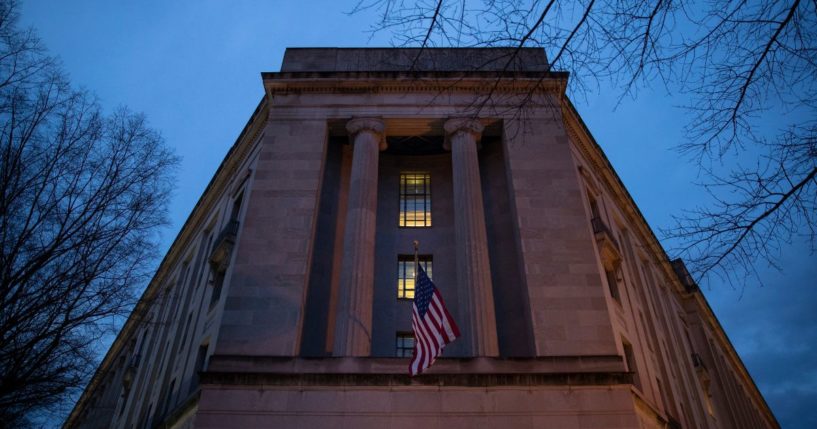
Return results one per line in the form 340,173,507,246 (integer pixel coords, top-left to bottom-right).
19,1,815,427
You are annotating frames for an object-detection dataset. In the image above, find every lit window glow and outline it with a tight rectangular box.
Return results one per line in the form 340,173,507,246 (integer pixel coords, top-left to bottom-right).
399,173,431,227
397,255,432,299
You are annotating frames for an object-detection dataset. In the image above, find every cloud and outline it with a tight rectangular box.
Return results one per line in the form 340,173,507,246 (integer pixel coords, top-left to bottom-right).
704,239,817,428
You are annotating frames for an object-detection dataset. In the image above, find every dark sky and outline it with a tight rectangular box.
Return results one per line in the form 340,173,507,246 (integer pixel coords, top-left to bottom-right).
19,1,816,427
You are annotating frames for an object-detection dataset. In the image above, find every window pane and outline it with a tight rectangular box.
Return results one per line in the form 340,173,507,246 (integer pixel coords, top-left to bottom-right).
399,172,431,227
395,333,415,357
397,255,432,299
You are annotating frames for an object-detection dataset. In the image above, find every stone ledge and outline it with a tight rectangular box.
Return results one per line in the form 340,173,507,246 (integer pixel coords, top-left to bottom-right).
206,355,627,374
200,371,633,388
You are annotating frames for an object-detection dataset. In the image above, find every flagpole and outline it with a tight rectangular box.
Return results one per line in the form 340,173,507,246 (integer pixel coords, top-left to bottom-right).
413,240,419,281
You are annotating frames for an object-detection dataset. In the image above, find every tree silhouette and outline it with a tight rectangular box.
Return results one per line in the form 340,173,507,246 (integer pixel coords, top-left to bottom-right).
353,0,817,285
0,1,178,425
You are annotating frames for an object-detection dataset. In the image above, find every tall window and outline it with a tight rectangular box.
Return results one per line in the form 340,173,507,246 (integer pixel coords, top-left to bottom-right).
605,268,621,302
623,339,641,390
397,255,432,299
209,271,225,310
230,190,244,221
588,193,601,219
189,344,208,394
395,332,415,357
399,172,431,227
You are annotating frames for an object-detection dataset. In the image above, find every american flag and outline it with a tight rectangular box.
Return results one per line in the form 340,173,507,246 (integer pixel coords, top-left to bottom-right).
409,264,460,376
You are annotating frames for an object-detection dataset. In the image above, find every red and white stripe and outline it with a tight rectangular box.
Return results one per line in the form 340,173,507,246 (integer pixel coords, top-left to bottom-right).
409,290,460,376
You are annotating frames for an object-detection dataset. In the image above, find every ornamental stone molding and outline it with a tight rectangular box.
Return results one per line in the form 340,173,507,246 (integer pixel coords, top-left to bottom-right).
443,117,484,151
346,117,387,151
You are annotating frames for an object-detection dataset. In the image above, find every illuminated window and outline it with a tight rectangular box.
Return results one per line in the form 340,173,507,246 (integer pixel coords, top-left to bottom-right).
395,332,415,357
399,172,431,227
397,255,432,299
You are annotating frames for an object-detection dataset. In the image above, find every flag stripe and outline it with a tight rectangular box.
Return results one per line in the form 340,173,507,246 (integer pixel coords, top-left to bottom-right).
409,265,460,376
433,296,457,342
410,314,425,374
427,298,446,339
438,293,461,338
423,315,444,351
412,307,433,370
426,305,445,344
416,315,435,368
410,310,428,372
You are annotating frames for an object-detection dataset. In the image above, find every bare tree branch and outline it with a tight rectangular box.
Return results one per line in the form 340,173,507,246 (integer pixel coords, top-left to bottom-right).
353,0,817,286
0,1,178,426
410,0,445,70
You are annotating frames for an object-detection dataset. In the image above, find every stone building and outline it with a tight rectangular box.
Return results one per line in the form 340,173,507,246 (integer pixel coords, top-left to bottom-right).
65,48,778,429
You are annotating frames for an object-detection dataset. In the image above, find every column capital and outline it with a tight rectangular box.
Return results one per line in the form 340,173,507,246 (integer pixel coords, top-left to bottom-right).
443,118,484,151
444,117,484,136
347,117,387,151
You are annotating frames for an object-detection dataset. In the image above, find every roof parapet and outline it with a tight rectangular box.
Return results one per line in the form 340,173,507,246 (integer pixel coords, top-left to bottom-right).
279,47,549,73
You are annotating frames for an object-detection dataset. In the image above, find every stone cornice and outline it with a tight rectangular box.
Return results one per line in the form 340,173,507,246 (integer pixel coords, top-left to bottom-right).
64,98,269,429
562,101,673,287
263,71,568,96
443,117,484,151
443,117,484,136
686,291,779,428
346,117,387,150
561,98,779,426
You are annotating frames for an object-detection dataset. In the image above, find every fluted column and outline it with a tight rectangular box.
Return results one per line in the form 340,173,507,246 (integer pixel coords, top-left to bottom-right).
444,118,499,356
333,118,386,356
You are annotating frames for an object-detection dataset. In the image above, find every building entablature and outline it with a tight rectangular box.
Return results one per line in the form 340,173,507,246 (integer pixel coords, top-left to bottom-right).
262,70,568,96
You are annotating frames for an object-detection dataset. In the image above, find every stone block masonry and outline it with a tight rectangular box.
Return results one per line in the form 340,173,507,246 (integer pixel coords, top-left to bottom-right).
215,119,327,356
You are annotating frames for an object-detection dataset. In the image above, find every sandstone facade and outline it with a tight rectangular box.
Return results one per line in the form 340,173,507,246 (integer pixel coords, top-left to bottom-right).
65,48,778,429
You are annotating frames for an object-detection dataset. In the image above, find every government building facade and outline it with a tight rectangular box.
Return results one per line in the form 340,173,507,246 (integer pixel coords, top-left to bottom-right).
65,48,778,429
